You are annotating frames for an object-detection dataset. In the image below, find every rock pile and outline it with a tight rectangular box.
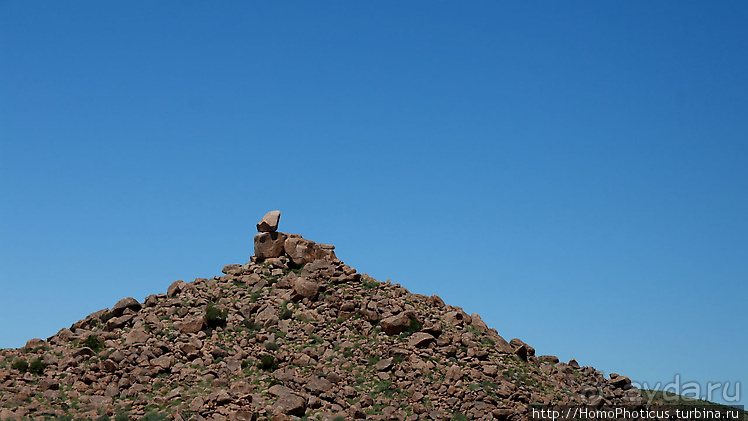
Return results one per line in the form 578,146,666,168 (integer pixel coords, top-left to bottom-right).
254,211,336,265
0,213,645,420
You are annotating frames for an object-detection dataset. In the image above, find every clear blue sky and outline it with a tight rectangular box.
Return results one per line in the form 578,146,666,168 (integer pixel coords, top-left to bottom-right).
2,1,746,407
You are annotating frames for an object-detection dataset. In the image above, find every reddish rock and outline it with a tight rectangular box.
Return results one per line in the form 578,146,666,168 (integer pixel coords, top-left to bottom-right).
230,411,257,421
167,280,186,297
275,393,306,416
111,297,141,317
254,232,287,260
125,328,150,345
376,358,393,372
284,237,320,266
381,313,411,335
175,315,205,334
292,279,319,301
257,210,281,232
24,338,46,350
306,376,333,395
408,332,435,348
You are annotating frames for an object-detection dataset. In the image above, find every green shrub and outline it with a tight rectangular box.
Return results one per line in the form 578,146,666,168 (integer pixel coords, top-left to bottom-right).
99,311,115,323
264,342,279,351
362,279,379,289
29,358,47,375
11,359,28,373
205,303,227,328
408,319,423,334
451,413,469,421
257,354,278,372
114,413,130,421
141,411,169,421
82,335,103,351
279,308,293,320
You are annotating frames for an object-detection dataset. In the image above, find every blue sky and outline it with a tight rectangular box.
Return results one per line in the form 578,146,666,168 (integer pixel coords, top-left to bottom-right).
1,1,746,407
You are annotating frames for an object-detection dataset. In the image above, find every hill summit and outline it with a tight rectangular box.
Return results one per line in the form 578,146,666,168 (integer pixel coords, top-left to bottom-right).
0,212,644,420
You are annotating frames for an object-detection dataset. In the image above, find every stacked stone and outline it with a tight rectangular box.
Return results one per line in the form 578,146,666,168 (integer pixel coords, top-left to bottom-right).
253,210,336,266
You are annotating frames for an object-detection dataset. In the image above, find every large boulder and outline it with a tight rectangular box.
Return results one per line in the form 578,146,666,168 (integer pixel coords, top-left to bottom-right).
111,297,141,317
254,232,287,260
256,210,281,232
284,237,320,266
175,315,205,334
381,313,412,335
292,279,320,301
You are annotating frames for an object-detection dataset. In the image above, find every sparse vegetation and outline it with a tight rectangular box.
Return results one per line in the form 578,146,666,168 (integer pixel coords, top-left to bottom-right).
205,302,227,328
11,359,28,373
258,354,278,371
29,358,47,375
82,335,104,352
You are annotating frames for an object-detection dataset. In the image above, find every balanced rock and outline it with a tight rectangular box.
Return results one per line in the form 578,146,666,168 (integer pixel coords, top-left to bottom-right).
254,232,287,260
256,210,281,232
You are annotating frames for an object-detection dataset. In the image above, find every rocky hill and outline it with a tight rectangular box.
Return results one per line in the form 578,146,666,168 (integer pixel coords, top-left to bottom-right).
0,213,644,420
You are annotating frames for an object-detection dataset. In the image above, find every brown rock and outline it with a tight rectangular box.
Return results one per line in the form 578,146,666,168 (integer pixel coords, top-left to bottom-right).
408,332,435,348
175,315,205,334
24,338,46,350
315,243,337,261
254,232,287,260
111,297,141,317
275,393,306,416
470,313,489,333
510,338,535,356
375,358,393,372
306,376,333,395
381,313,411,335
284,237,320,266
106,314,134,331
230,411,257,421
167,280,186,297
609,374,632,389
292,279,319,301
255,305,279,327
257,210,281,232
223,264,243,275
540,355,560,364
151,355,173,370
125,328,150,345
445,365,463,382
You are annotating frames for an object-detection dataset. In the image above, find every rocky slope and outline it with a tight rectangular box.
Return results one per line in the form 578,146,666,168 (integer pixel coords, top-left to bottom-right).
0,231,644,420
